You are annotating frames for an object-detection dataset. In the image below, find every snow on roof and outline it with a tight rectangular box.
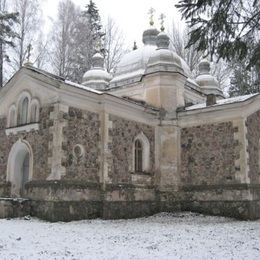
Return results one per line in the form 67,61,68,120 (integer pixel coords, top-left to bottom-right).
25,66,65,82
24,66,103,95
185,93,259,111
64,80,103,94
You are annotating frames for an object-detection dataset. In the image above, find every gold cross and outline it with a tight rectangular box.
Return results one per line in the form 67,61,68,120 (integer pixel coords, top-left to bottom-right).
159,13,166,31
148,7,155,25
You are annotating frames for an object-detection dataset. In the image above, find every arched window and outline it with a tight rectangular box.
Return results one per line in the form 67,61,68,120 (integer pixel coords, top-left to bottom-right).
133,132,150,173
135,140,143,172
21,97,29,124
30,101,39,123
8,105,16,127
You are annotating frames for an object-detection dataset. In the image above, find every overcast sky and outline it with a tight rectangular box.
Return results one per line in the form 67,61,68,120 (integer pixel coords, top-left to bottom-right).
43,0,184,48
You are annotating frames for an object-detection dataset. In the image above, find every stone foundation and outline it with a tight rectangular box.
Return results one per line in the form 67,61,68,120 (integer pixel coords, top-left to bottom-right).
0,198,31,218
181,200,260,220
23,180,159,222
1,181,260,221
179,183,260,220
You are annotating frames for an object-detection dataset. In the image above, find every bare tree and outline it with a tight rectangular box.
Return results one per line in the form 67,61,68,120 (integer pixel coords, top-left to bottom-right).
48,0,92,83
168,21,231,91
103,16,126,74
33,32,51,71
8,0,44,72
168,21,201,76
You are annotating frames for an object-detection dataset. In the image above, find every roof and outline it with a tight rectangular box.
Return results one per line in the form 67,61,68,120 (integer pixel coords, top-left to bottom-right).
25,66,102,94
185,93,259,111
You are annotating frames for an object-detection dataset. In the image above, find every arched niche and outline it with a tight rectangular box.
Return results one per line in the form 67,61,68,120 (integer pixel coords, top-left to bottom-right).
7,139,33,197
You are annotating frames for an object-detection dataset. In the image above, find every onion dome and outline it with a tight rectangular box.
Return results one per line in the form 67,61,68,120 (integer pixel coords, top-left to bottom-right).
195,58,224,97
108,22,160,88
142,20,159,46
82,52,111,90
146,30,184,74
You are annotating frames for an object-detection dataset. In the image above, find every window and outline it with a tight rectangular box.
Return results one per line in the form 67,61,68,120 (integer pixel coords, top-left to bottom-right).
135,140,143,172
8,106,16,127
133,132,150,173
5,93,41,135
30,100,39,123
21,97,29,124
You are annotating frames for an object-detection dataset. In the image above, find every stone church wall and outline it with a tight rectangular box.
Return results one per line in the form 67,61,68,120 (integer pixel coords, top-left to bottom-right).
108,114,155,184
179,119,260,220
0,106,52,183
61,107,100,182
0,117,8,183
180,122,239,185
246,110,260,184
0,117,10,196
29,106,53,180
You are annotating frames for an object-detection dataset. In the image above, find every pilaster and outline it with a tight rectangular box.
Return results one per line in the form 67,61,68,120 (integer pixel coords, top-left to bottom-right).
47,103,68,180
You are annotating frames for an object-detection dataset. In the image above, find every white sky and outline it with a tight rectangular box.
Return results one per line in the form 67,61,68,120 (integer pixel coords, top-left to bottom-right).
43,0,184,48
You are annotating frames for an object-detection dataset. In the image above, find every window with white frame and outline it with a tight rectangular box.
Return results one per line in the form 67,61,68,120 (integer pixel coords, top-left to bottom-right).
133,132,150,173
5,92,41,135
30,99,39,123
21,97,29,124
8,105,16,127
135,139,143,172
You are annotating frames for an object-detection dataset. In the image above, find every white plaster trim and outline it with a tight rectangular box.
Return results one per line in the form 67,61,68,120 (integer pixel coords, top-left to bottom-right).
233,119,250,184
5,123,40,136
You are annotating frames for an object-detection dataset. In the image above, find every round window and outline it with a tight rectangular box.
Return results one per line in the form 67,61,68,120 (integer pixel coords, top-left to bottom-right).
73,144,84,158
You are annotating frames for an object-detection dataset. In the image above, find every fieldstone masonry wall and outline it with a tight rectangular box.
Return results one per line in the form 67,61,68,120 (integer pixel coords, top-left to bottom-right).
0,117,8,183
0,106,52,185
108,115,155,185
61,107,100,182
180,122,239,185
246,110,260,183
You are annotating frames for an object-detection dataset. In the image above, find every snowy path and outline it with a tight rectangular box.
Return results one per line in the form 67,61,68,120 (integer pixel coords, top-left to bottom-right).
0,212,260,260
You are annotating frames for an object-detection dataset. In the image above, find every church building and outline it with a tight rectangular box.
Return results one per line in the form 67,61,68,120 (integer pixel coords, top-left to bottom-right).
0,20,259,221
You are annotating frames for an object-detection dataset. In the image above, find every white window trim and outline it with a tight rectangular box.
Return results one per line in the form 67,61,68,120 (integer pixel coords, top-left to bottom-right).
132,132,150,172
17,91,31,125
7,104,17,128
30,98,40,123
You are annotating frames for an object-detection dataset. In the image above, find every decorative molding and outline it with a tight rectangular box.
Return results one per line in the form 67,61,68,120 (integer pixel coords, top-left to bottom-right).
5,123,39,136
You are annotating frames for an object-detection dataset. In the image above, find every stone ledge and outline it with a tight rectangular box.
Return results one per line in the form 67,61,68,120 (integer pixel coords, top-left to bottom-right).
5,123,40,135
25,180,101,190
181,183,260,191
105,183,155,191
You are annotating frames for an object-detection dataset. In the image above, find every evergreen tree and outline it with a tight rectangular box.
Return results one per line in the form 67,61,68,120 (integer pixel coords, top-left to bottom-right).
176,0,260,70
84,0,104,59
0,1,18,87
229,62,260,97
85,0,102,39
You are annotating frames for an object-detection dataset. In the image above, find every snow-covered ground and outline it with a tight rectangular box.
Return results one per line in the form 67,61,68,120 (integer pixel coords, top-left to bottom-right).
1,212,260,260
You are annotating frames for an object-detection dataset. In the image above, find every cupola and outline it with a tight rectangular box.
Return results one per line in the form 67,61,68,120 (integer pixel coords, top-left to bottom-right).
82,52,112,90
195,57,224,98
